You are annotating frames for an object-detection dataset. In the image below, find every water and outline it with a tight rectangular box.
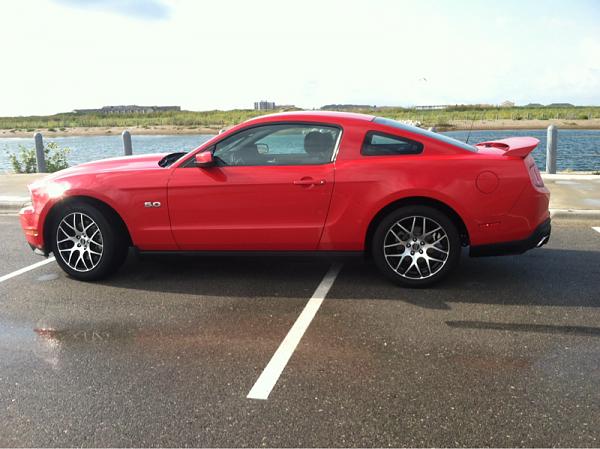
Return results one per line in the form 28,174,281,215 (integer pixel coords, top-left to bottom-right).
0,129,598,172
445,129,600,172
0,134,214,173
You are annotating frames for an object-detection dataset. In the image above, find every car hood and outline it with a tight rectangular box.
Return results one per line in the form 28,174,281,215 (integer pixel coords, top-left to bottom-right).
35,153,170,184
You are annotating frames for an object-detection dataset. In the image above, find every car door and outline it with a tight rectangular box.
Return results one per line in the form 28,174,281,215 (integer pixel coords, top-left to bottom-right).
167,122,341,250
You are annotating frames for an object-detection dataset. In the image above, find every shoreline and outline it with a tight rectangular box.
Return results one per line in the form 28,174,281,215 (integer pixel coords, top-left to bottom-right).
1,119,600,138
0,125,221,138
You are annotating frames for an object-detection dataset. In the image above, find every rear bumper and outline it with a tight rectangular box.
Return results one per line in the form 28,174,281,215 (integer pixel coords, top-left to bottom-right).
469,218,551,257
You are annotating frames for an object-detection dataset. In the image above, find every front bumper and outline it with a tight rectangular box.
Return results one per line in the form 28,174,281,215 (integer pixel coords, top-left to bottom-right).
20,205,47,255
469,218,551,257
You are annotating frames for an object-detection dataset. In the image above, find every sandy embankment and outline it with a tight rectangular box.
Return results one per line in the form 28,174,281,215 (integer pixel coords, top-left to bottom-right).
437,118,600,131
1,119,600,138
0,125,221,138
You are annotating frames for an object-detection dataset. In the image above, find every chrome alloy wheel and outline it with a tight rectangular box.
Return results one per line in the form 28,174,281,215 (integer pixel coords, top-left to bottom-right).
56,212,104,272
383,215,450,280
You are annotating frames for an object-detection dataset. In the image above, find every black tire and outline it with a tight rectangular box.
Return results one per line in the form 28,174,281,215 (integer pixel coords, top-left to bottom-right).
50,201,128,281
371,205,461,287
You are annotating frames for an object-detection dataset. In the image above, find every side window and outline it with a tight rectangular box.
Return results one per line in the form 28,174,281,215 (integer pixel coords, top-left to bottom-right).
361,131,423,156
212,124,340,166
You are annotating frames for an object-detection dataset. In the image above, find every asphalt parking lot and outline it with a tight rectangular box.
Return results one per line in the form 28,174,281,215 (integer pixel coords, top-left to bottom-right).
1,214,600,447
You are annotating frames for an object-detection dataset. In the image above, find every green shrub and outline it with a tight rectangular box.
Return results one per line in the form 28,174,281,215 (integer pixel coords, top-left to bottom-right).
7,142,70,173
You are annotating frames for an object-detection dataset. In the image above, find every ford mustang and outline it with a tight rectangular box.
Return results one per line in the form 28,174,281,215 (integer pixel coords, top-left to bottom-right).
19,111,551,286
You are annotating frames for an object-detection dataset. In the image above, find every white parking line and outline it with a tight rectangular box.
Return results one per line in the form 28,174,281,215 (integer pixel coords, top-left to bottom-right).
0,257,56,283
247,263,343,400
593,227,600,234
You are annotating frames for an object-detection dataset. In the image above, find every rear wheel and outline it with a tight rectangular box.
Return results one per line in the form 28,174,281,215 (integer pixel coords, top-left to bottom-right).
50,201,128,281
371,206,461,287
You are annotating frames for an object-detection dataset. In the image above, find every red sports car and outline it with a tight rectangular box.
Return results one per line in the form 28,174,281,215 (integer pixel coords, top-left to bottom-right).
19,111,550,286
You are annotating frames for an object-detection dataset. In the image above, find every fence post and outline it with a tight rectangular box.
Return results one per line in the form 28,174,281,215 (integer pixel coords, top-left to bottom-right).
34,132,47,173
546,125,557,174
122,130,132,156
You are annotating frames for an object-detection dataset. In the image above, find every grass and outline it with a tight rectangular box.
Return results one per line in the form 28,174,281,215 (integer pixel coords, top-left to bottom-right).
335,105,600,128
0,109,269,130
0,106,599,131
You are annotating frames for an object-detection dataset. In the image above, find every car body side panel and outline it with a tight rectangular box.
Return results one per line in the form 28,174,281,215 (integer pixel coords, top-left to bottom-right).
76,171,175,250
30,162,176,251
319,122,545,250
21,112,550,259
167,164,335,251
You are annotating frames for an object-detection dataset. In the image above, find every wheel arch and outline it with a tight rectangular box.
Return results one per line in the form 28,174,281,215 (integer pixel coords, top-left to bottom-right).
364,196,470,256
43,195,133,254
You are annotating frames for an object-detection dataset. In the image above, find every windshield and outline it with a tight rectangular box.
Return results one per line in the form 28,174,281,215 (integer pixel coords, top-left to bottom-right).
374,117,478,152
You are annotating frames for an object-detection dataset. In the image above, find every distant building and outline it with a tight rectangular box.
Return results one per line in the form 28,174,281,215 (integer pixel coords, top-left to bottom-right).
254,101,276,110
414,105,449,110
321,104,375,110
525,103,544,107
547,103,575,108
73,105,181,114
500,100,515,108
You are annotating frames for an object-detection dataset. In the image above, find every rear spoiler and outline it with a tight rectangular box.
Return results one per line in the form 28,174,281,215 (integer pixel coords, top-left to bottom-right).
475,137,540,158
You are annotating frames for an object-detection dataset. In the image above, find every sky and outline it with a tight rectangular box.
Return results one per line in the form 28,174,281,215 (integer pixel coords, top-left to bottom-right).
1,0,599,116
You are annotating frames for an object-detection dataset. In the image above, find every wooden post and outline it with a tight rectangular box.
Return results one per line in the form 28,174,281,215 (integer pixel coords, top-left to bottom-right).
122,130,132,156
546,125,557,174
34,132,47,173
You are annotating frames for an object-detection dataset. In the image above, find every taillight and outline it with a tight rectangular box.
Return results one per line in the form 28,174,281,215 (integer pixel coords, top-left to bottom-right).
529,163,544,187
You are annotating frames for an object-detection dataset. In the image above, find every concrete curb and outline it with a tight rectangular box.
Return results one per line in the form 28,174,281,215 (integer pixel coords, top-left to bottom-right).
2,203,599,222
550,209,600,221
542,174,600,181
0,201,28,213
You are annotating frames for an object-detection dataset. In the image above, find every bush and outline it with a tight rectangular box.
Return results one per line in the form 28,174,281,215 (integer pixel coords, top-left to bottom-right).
7,142,70,173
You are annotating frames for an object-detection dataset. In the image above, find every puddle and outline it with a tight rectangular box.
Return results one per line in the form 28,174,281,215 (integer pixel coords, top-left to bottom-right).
37,273,60,282
555,181,581,185
450,354,531,370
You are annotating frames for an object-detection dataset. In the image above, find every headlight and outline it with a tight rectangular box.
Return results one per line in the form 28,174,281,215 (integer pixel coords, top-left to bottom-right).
44,182,70,199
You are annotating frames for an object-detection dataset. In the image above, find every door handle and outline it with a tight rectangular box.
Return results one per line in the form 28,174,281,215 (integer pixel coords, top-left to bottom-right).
293,178,326,186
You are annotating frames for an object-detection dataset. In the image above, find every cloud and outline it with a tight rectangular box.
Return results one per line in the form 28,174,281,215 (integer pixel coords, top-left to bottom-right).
54,0,171,20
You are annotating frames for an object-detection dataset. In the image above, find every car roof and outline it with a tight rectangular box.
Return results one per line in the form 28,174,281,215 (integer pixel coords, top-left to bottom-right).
244,110,375,125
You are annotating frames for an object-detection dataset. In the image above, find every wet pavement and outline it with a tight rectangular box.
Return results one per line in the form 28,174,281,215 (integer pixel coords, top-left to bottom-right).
1,214,599,447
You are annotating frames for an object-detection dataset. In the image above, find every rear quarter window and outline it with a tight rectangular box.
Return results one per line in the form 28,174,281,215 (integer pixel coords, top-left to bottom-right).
374,117,478,152
361,131,423,156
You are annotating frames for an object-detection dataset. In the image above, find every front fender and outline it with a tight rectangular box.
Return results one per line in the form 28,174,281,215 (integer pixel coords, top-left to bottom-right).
36,169,175,251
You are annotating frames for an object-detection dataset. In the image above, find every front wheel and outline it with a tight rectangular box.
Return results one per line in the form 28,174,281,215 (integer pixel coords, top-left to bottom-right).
371,206,461,287
50,201,128,281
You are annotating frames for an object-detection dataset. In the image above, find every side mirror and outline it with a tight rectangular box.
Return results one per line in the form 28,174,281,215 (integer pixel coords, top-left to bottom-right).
194,151,215,168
